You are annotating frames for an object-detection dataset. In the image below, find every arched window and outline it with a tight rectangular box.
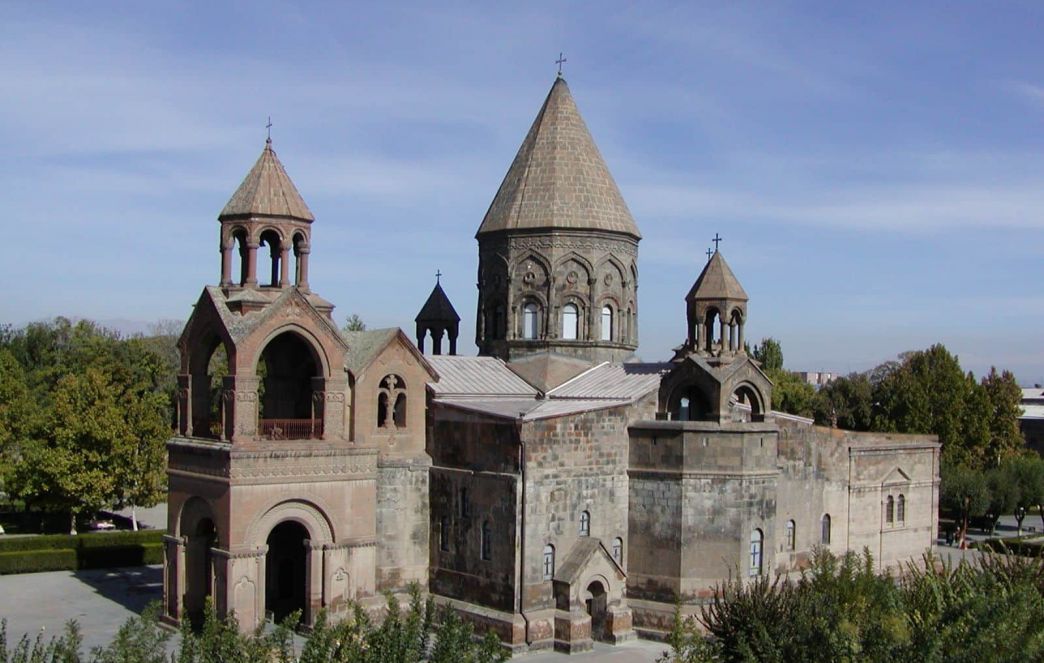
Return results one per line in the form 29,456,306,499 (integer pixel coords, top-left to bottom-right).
821,514,832,545
562,303,579,340
600,306,613,341
897,494,906,523
612,537,623,564
481,521,492,561
439,517,449,552
750,529,763,576
377,375,406,429
886,495,895,525
786,520,796,551
460,487,470,519
523,303,539,340
579,510,591,537
543,544,555,580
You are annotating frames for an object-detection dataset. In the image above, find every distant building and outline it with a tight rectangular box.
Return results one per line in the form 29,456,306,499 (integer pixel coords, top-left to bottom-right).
1021,387,1044,454
795,371,839,387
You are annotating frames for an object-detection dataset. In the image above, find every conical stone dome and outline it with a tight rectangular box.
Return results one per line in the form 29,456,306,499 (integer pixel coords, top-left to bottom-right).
476,77,640,239
220,139,314,222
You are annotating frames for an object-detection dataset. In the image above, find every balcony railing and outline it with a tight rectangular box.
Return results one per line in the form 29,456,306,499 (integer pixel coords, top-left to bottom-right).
259,418,322,440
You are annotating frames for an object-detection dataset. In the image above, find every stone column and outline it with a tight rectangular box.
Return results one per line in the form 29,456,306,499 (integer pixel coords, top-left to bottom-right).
431,328,444,355
225,375,260,443
244,242,259,286
163,535,187,622
718,318,727,355
321,377,348,441
305,540,323,627
279,245,291,287
738,320,745,353
177,373,192,436
448,328,458,355
220,243,233,287
296,243,311,291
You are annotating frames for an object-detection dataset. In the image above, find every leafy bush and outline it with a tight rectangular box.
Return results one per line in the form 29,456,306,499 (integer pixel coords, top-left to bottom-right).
0,530,164,573
0,549,77,575
974,537,1044,557
658,549,1044,663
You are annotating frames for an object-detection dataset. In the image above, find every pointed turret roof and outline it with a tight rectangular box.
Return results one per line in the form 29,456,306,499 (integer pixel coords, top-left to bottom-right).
415,281,461,323
687,251,748,302
219,139,314,221
476,77,640,239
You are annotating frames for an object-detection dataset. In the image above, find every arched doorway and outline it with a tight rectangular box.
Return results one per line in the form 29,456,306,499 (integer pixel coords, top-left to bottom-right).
265,521,309,623
180,498,218,628
584,580,608,642
258,332,321,439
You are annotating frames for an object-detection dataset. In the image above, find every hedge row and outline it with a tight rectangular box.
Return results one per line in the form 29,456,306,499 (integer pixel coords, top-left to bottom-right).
0,549,78,574
975,536,1044,557
0,529,163,553
0,531,165,574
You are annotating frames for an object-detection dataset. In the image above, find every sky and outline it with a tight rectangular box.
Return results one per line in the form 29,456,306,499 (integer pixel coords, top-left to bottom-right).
2,2,1043,384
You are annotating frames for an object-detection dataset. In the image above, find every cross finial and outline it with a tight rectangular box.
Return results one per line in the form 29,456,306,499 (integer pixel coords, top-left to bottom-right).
712,233,723,252
435,269,442,284
266,116,273,144
706,248,713,261
556,52,567,77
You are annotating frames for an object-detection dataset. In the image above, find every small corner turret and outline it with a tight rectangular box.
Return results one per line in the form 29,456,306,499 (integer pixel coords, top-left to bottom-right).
415,272,461,355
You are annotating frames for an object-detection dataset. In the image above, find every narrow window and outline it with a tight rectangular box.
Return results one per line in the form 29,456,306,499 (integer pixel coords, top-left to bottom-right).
579,510,591,537
821,514,831,545
460,487,470,518
377,392,389,429
601,305,613,341
750,529,763,576
542,544,555,580
786,520,796,551
562,303,579,340
612,537,623,564
439,517,449,552
481,520,492,560
393,392,407,428
886,495,895,525
523,303,539,340
898,494,906,523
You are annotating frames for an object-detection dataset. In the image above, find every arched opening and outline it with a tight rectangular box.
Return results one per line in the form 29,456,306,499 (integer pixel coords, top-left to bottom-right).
705,308,721,353
259,230,283,288
187,335,230,440
821,514,832,545
897,494,906,523
749,529,763,576
542,544,555,580
786,520,796,551
232,228,248,286
522,302,539,340
585,580,608,641
612,537,623,565
886,495,895,525
732,384,765,422
579,510,591,537
562,303,579,340
600,305,613,342
179,498,217,629
377,375,406,429
258,332,321,440
670,384,712,422
481,520,492,561
264,520,309,624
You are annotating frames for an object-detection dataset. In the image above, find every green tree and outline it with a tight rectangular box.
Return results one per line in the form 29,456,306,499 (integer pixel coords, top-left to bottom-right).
1006,455,1044,536
940,462,990,546
981,367,1026,466
342,314,367,333
9,370,128,533
771,370,817,419
813,372,874,430
984,463,1019,535
752,338,784,372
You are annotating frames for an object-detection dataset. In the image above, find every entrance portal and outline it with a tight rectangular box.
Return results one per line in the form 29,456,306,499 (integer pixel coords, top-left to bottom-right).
265,521,309,623
584,580,608,642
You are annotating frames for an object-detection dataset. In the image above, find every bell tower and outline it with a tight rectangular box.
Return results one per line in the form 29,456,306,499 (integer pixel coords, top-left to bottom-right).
683,248,748,359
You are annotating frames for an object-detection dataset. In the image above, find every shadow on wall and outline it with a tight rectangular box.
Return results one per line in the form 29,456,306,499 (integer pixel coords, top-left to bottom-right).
72,565,164,614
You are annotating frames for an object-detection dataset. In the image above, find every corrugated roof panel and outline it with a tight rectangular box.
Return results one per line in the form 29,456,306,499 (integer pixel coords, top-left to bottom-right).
548,362,669,401
427,356,540,397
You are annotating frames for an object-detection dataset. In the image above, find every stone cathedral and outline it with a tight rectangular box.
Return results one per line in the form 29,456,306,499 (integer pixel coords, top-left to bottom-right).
164,75,940,653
